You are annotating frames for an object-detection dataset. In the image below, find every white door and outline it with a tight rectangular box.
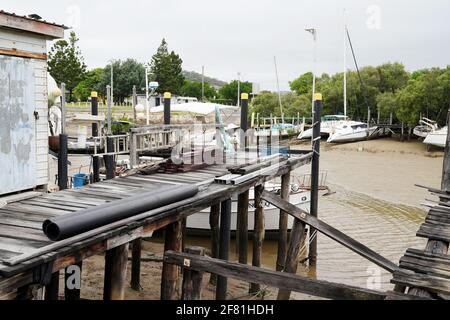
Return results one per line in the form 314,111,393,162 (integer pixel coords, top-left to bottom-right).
0,56,36,195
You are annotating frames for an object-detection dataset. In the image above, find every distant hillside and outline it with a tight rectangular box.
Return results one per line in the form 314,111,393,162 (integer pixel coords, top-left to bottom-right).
182,70,227,88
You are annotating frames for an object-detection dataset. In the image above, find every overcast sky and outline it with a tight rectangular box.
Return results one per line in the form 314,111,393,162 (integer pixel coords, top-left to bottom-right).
5,0,450,90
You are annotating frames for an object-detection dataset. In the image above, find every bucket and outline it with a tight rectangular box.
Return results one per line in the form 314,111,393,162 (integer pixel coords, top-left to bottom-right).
73,173,89,188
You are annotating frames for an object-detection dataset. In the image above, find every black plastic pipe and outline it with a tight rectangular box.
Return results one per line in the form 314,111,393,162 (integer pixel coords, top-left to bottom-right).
43,185,199,241
58,134,68,191
216,198,232,300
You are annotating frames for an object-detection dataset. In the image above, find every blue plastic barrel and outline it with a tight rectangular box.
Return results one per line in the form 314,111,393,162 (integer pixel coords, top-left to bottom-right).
73,173,89,188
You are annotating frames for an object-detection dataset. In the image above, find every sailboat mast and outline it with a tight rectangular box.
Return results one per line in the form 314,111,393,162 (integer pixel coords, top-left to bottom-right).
343,10,347,118
274,56,284,117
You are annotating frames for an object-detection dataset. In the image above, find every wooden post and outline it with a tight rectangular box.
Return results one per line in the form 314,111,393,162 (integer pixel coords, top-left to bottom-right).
64,262,82,300
132,85,137,123
216,199,232,300
130,239,142,291
45,271,60,300
181,246,205,300
91,91,100,183
103,243,129,300
209,203,221,285
237,191,249,265
250,184,265,294
309,94,322,266
104,137,115,180
277,219,307,300
407,106,450,298
161,221,183,300
276,173,291,272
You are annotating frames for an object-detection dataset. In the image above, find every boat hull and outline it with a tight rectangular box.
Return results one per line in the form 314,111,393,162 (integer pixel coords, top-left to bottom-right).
186,190,310,235
424,128,447,148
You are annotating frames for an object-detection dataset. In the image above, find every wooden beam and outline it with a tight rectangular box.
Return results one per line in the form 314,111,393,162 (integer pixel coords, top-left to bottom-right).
164,251,386,300
103,243,129,300
261,191,398,273
0,12,65,38
0,48,47,60
181,247,205,300
209,203,220,285
237,191,249,265
250,185,265,294
161,221,182,300
44,271,59,300
276,173,290,272
216,199,232,300
130,239,142,291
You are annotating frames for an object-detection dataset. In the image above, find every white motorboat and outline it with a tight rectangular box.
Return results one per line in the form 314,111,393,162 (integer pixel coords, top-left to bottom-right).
413,118,439,138
298,115,350,140
327,122,378,143
186,183,311,237
423,126,447,148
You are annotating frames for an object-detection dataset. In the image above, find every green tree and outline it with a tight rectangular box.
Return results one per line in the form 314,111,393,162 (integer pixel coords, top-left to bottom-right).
376,92,397,120
180,81,217,100
74,68,103,101
99,59,146,103
250,91,279,117
376,62,409,94
289,72,313,95
218,80,252,105
48,31,87,101
150,39,184,94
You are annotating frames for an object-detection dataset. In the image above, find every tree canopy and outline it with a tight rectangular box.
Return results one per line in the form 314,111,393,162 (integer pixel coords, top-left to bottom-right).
98,59,146,103
180,81,217,101
150,39,184,95
48,31,87,101
73,68,103,101
218,80,252,105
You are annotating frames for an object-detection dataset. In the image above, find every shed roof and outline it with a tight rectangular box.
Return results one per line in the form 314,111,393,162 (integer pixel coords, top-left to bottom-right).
0,10,67,39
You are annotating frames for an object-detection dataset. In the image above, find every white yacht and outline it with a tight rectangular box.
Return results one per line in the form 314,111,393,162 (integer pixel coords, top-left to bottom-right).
298,115,350,140
423,126,447,148
413,118,439,138
327,121,378,143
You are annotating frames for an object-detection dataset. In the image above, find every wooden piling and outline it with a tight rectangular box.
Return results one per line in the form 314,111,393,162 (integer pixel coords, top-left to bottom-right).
237,191,249,265
276,173,291,272
216,199,232,300
309,94,322,266
103,243,129,300
130,238,142,291
277,219,307,300
91,92,100,183
181,246,205,300
64,262,82,300
44,271,60,301
250,184,265,294
209,203,221,285
161,221,183,300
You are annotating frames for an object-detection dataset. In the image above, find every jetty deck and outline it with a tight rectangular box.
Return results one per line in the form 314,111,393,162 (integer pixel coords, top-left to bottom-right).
0,153,313,300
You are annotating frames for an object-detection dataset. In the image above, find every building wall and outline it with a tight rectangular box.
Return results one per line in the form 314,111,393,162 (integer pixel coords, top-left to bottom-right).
0,28,49,192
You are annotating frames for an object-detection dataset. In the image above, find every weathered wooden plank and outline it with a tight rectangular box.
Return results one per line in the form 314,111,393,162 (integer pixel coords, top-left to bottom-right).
164,251,386,300
22,197,92,209
261,191,398,273
0,225,49,242
0,236,49,254
19,200,80,212
0,249,21,260
4,203,69,216
103,243,129,300
0,214,44,229
48,193,110,206
391,270,450,295
385,291,434,300
417,224,450,242
400,258,450,279
161,221,183,300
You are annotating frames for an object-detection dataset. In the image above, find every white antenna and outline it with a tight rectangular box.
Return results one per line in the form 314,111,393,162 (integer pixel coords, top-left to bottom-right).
343,9,347,118
274,56,283,116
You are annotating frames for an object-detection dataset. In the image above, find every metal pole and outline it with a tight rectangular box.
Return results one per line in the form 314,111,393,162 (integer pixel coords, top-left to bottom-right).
132,85,137,123
61,83,66,135
216,198,232,300
240,93,249,150
201,65,205,102
309,93,322,266
110,62,114,106
237,72,241,107
145,66,150,125
106,85,112,135
343,11,347,118
164,92,171,125
274,56,283,115
91,91,100,183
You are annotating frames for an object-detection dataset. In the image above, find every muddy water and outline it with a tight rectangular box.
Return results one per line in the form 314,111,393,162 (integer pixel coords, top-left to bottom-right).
185,183,427,292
